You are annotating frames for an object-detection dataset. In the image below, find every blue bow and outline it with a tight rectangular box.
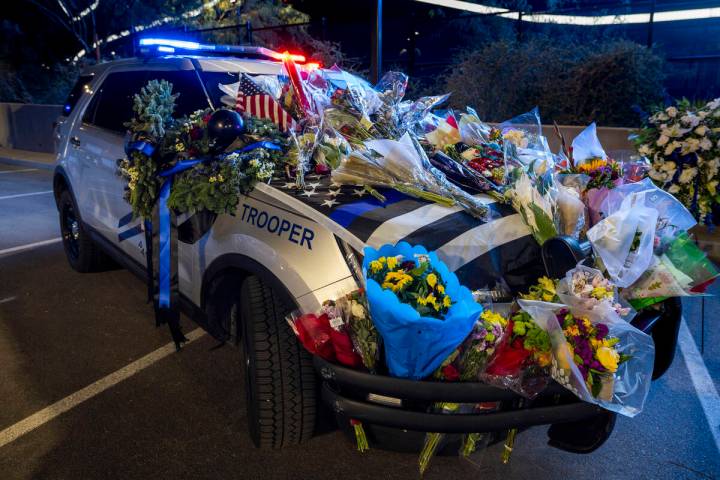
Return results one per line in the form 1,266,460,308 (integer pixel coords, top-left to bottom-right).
154,141,280,309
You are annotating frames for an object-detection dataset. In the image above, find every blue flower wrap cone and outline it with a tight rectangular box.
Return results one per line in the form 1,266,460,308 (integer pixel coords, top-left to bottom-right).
362,242,483,379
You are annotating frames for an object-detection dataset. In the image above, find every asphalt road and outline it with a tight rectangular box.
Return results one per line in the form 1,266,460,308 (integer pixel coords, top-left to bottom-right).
0,161,719,480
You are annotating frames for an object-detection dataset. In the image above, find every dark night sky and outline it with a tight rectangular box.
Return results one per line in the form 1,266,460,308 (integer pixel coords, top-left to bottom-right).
3,0,720,63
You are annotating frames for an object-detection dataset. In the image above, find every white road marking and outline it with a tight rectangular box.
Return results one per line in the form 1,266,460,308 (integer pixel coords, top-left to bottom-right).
0,190,53,201
679,318,720,454
0,168,38,175
0,328,206,449
0,238,62,257
0,296,16,305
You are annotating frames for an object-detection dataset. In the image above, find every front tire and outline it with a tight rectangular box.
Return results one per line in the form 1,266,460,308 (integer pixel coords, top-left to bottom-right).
57,190,109,272
240,275,316,448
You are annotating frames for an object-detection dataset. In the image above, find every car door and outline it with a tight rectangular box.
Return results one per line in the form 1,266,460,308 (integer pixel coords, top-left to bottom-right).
69,66,211,265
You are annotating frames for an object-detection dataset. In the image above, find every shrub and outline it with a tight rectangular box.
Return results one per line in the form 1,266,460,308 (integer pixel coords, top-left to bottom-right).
445,37,665,127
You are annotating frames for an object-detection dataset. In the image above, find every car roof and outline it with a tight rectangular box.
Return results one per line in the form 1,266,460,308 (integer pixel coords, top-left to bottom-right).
82,56,285,76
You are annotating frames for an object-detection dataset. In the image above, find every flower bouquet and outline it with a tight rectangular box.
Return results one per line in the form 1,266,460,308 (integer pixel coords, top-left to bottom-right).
479,309,552,398
362,242,483,379
505,171,558,245
556,264,632,318
518,300,655,417
634,98,720,224
587,191,659,288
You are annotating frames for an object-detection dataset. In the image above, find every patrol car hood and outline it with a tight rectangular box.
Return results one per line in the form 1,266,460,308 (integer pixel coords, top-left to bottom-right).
253,177,544,293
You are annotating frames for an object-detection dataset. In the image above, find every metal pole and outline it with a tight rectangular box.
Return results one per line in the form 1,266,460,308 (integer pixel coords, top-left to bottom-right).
246,20,253,44
647,0,656,47
517,10,523,42
370,0,383,84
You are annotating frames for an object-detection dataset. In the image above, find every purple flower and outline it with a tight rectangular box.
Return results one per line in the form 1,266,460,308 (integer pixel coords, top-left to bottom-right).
590,360,603,370
596,323,609,340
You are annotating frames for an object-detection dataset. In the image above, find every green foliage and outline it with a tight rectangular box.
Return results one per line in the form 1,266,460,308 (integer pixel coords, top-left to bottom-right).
445,37,665,127
126,79,178,139
166,159,243,214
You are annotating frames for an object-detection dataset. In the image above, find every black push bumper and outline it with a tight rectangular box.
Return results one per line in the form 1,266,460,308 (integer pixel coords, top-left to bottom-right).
315,356,603,434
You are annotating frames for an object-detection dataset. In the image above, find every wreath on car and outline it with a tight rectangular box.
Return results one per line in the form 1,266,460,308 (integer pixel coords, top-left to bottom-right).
116,79,291,219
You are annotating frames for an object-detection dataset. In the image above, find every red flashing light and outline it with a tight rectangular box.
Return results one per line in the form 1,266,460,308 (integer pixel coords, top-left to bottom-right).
268,50,306,63
304,61,321,71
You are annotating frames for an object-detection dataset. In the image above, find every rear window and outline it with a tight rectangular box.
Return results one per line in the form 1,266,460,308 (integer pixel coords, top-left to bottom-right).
83,70,210,134
62,74,94,116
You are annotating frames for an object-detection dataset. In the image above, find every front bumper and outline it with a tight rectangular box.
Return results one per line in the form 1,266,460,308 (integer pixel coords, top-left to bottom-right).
315,356,604,434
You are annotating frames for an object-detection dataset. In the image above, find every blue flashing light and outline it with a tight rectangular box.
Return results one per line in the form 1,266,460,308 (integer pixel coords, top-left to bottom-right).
157,46,175,53
139,38,209,51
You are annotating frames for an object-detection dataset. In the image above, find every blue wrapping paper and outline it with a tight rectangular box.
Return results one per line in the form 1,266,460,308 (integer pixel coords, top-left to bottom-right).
362,242,483,379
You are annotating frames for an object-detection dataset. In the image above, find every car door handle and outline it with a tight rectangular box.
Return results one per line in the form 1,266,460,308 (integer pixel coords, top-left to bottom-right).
70,136,81,147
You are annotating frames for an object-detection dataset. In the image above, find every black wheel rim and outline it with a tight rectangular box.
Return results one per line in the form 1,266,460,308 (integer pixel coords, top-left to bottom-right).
61,202,80,260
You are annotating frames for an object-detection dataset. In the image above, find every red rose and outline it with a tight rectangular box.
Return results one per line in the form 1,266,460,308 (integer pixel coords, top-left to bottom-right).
315,163,331,175
190,127,203,140
484,321,532,376
441,364,460,382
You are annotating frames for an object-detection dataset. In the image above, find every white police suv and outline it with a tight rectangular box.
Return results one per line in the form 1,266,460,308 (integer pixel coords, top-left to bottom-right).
56,39,675,454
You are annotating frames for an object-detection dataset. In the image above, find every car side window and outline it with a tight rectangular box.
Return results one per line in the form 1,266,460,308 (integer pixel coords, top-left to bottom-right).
83,70,209,134
82,71,148,133
146,70,211,117
62,74,94,116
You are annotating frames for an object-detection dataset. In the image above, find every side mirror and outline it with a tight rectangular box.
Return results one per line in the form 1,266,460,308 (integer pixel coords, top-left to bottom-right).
541,236,592,279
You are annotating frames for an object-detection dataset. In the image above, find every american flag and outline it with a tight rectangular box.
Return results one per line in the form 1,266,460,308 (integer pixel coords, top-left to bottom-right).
235,73,294,132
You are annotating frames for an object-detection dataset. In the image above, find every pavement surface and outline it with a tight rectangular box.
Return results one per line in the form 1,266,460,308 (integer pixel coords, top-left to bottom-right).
0,159,719,480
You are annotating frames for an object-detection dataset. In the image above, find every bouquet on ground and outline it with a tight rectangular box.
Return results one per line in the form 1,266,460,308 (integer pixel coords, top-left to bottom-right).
518,300,655,417
633,98,720,224
362,242,483,379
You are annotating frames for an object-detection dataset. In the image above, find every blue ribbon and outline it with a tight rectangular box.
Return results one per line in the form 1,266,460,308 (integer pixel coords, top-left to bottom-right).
155,159,203,309
154,143,279,310
126,140,156,157
225,141,282,156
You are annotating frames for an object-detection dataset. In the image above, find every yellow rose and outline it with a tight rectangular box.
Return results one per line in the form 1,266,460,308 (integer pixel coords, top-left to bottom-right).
443,295,451,308
369,260,383,273
386,256,399,270
537,276,556,294
437,284,445,294
596,346,620,373
426,273,438,288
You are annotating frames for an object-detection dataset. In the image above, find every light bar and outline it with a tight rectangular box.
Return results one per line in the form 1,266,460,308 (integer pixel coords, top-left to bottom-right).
139,38,205,50
136,38,309,64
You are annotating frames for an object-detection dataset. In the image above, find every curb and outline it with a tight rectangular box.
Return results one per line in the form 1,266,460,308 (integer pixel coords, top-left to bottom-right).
0,156,55,171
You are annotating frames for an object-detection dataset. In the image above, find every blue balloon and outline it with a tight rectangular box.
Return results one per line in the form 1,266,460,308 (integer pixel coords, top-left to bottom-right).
362,242,483,380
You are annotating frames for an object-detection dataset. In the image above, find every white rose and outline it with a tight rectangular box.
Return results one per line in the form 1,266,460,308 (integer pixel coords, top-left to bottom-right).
695,125,708,136
681,138,700,154
649,169,666,181
666,106,678,117
350,300,366,319
656,135,669,146
660,161,676,172
681,114,700,127
638,144,651,156
700,138,713,151
707,98,720,110
668,184,681,194
665,142,680,156
679,167,697,184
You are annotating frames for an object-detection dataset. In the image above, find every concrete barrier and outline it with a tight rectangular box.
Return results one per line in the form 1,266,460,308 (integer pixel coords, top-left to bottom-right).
544,125,635,161
0,103,62,154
